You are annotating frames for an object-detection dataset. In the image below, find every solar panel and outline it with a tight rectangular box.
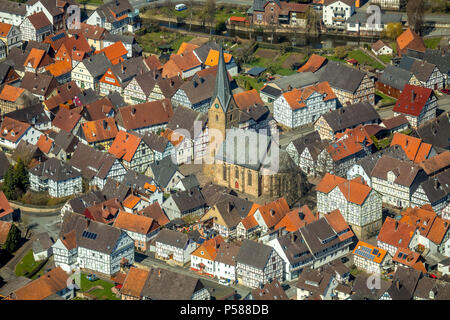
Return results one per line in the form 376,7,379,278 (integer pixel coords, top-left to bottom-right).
82,231,97,240
51,33,65,41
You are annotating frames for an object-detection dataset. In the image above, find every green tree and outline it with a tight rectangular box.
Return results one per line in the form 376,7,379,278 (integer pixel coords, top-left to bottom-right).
14,158,29,193
334,46,348,59
2,166,17,200
383,22,403,40
2,158,29,200
3,224,21,253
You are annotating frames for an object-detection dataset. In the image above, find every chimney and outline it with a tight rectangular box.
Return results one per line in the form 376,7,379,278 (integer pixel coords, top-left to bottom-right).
121,64,125,74
411,90,416,103
434,180,440,189
396,279,400,290
395,221,398,231
270,209,275,216
290,232,296,243
131,107,136,116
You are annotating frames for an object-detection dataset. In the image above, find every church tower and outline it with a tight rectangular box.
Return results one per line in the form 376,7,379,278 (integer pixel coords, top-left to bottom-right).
205,43,238,169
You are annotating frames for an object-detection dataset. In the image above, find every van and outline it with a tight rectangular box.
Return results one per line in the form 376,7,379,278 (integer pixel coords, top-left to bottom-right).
175,4,187,11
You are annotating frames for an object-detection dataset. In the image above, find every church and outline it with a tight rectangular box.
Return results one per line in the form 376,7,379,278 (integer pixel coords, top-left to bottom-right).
204,44,306,203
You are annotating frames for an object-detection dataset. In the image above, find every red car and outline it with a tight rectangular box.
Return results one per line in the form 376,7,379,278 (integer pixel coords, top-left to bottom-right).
441,88,450,94
428,274,437,279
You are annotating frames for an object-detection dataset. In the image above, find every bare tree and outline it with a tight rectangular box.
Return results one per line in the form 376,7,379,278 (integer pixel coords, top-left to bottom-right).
205,0,216,34
406,0,425,34
187,0,195,31
165,0,174,28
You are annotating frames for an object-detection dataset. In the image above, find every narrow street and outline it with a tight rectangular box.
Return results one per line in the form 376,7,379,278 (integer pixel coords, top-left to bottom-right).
134,252,252,300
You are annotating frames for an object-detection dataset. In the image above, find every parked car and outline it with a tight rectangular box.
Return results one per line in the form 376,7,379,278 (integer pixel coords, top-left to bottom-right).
440,88,450,95
175,4,187,11
219,279,230,286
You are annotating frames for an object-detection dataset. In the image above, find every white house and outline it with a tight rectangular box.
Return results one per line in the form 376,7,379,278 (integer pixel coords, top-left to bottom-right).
273,82,338,128
372,40,394,56
377,217,420,257
0,117,42,150
29,158,82,198
53,212,135,275
113,210,161,251
154,229,197,266
352,241,393,275
316,173,383,239
323,0,355,30
236,239,284,289
393,85,437,129
0,0,26,27
32,232,53,261
71,53,111,92
19,11,52,42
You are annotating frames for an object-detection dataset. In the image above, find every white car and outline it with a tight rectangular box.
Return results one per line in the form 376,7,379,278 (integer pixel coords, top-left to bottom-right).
219,279,230,286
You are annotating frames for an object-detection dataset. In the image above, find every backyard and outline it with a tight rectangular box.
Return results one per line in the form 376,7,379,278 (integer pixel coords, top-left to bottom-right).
424,37,442,49
327,48,385,71
79,273,120,300
15,250,47,280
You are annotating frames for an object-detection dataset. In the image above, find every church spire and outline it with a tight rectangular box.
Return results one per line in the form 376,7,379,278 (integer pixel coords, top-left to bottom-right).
212,42,232,112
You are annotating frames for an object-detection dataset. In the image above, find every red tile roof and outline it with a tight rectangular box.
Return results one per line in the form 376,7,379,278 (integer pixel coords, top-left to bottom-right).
390,133,432,163
324,209,354,241
52,107,81,133
108,130,141,162
0,85,24,102
352,241,387,264
393,84,433,117
0,117,31,143
233,89,265,110
81,118,118,143
377,217,416,249
396,28,426,56
274,205,318,232
297,54,327,73
0,221,12,245
120,267,149,298
282,82,336,110
316,173,347,194
191,235,224,260
12,267,69,300
96,41,128,65
113,210,156,235
257,197,291,229
36,135,53,154
0,192,13,220
177,42,199,55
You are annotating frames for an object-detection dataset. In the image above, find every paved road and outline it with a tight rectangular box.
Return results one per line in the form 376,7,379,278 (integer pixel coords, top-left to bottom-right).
130,0,252,11
135,252,251,299
20,211,61,242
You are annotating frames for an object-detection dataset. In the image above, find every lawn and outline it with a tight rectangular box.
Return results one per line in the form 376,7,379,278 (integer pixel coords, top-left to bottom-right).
378,54,393,64
376,90,396,104
78,0,103,5
80,273,119,300
136,31,193,54
15,250,44,278
234,74,265,91
142,5,247,23
245,50,301,77
347,50,384,70
424,37,442,49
